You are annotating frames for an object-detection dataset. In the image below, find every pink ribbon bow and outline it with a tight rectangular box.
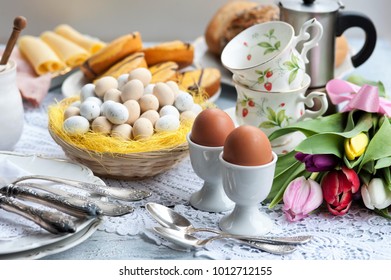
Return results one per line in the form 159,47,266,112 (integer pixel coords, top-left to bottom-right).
326,79,391,117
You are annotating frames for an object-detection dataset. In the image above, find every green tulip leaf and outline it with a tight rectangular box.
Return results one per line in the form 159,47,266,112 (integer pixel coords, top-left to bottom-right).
295,134,345,157
381,168,391,191
375,157,391,169
360,118,391,171
268,113,347,141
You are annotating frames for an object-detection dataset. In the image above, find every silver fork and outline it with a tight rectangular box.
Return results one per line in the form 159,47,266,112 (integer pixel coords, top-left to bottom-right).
10,175,152,201
16,183,135,217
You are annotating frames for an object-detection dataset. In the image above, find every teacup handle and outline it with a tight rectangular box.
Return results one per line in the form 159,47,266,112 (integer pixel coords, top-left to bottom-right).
297,91,328,121
292,18,324,64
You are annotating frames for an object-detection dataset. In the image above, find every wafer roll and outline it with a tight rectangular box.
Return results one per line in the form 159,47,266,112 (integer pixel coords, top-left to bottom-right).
99,52,147,79
40,31,90,67
18,35,65,75
54,24,106,54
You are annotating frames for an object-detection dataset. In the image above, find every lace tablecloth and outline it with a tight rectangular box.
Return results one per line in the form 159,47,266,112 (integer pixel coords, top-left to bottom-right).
10,91,391,260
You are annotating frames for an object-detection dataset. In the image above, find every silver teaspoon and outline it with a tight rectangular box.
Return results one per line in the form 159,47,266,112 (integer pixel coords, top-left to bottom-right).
146,202,312,245
154,227,296,255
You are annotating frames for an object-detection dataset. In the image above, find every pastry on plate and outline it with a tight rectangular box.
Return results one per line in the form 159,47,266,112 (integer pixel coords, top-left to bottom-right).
178,68,221,99
149,61,179,83
80,32,143,80
99,52,147,79
143,40,194,68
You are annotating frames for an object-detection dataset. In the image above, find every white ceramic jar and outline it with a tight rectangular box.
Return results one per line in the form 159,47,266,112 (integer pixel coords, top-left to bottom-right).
0,60,24,150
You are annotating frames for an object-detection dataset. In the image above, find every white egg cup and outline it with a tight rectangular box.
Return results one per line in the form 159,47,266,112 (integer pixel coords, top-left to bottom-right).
218,151,277,236
186,133,234,212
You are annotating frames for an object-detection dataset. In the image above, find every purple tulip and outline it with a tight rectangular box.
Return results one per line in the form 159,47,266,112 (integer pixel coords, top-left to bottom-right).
295,152,339,172
283,176,323,222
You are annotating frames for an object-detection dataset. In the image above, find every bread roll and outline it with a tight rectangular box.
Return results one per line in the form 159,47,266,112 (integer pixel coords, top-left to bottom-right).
18,35,66,75
205,1,279,56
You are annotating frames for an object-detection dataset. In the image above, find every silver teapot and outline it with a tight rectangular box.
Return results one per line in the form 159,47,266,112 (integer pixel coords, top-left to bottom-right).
279,0,377,88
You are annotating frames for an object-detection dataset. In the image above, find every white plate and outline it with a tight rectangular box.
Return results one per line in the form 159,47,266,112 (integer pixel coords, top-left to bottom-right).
193,36,355,86
0,152,103,259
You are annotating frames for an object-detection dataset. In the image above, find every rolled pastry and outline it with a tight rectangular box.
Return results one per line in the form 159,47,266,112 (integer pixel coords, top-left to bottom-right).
54,24,106,54
99,52,147,79
40,31,90,67
18,35,65,75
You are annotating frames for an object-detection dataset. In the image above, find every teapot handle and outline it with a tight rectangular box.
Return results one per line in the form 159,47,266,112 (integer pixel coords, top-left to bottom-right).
337,12,377,67
292,18,323,64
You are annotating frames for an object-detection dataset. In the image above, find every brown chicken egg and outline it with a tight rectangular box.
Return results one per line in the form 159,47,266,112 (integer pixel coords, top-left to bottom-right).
223,125,272,166
190,108,235,147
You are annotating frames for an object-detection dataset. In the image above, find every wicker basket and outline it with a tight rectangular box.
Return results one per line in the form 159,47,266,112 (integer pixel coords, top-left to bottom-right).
49,126,189,179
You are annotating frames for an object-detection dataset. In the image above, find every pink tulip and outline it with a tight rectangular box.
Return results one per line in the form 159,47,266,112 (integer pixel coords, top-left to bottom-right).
283,176,323,222
321,166,360,216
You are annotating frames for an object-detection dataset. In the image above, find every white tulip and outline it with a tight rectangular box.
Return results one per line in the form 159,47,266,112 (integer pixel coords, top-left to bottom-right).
361,178,391,210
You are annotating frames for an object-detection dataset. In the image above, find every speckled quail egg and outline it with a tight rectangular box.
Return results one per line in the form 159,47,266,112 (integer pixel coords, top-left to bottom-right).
84,96,103,106
191,104,203,115
175,91,194,112
80,83,96,102
80,100,101,121
104,102,129,125
155,115,180,132
117,73,129,89
159,105,180,119
63,116,90,136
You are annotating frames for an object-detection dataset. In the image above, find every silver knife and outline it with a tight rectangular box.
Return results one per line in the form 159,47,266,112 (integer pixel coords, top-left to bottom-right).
0,194,76,234
1,184,102,218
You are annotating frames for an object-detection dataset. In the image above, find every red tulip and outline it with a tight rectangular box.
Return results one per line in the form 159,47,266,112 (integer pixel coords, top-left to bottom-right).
321,166,360,216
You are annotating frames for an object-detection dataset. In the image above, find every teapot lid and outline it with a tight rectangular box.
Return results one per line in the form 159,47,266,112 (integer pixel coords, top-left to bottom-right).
279,0,343,13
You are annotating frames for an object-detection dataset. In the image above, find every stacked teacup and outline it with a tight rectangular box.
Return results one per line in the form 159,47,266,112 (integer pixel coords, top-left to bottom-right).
221,18,328,148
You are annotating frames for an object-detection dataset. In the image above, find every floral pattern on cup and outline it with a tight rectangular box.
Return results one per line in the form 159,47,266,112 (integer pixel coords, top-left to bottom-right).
244,29,281,61
252,52,303,92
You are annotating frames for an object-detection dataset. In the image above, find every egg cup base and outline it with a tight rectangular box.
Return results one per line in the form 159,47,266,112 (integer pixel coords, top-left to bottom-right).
189,182,234,213
219,205,273,236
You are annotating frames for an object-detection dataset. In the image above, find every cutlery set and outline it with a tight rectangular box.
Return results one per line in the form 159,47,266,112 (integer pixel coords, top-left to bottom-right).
0,175,151,234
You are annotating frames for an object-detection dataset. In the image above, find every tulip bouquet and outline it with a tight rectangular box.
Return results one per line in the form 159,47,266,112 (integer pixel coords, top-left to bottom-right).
267,79,391,222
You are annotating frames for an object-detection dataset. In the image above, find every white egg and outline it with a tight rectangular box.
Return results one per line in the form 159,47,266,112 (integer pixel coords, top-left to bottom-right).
95,76,118,98
117,73,129,90
180,110,197,122
63,116,90,136
144,83,155,95
155,115,180,132
174,91,194,112
128,68,152,87
80,100,101,121
84,96,103,106
104,102,129,125
153,82,175,106
121,79,144,102
159,105,180,119
80,83,96,102
166,80,180,97
132,118,154,140
191,103,203,115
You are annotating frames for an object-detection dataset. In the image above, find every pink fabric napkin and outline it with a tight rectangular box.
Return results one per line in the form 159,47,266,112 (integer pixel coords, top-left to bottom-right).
1,47,51,106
